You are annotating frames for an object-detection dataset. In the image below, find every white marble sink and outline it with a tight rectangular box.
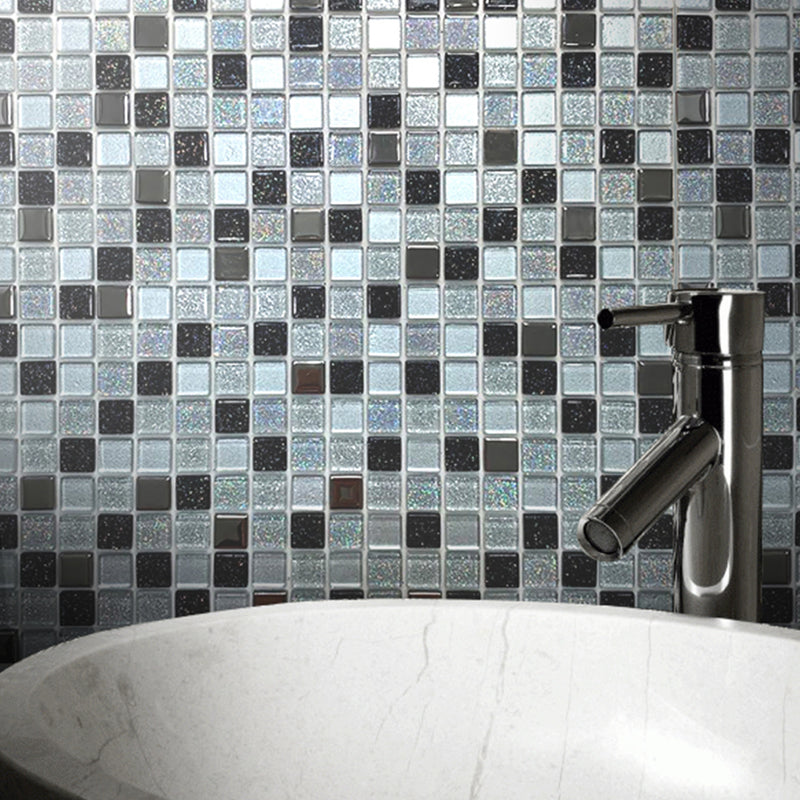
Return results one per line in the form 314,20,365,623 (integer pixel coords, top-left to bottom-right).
0,600,799,799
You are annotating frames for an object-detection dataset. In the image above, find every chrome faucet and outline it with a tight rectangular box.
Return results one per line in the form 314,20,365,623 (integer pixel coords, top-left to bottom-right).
578,289,765,622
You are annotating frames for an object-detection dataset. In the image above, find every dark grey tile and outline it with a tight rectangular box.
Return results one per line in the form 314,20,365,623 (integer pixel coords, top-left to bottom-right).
406,246,439,280
95,93,129,126
484,439,519,472
562,207,596,241
18,208,53,242
716,205,751,239
291,209,325,242
214,247,249,280
638,169,673,202
21,476,55,510
134,16,168,49
368,132,401,165
60,553,93,588
522,322,557,357
136,476,172,510
676,90,709,125
135,169,170,204
97,286,132,319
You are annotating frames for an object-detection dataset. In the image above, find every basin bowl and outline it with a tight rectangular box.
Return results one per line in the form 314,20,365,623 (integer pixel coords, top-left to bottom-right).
1,600,799,799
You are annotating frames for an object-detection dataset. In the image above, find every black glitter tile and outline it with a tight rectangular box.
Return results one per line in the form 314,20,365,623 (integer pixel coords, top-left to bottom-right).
291,512,325,548
367,285,401,318
600,327,636,358
444,437,479,471
639,515,673,549
758,283,793,317
289,16,323,50
137,553,172,588
97,514,133,550
174,132,209,166
638,207,673,241
290,132,324,166
97,247,133,281
0,133,13,166
523,513,559,549
560,245,596,279
20,361,55,395
761,588,793,624
20,552,56,588
59,286,95,320
677,15,712,50
562,0,594,7
795,54,800,87
292,285,326,318
213,55,247,90
405,361,440,394
57,132,92,167
639,398,674,434
328,209,362,242
215,399,250,433
330,0,361,8
60,591,96,626
0,516,16,549
96,56,131,90
677,129,713,164
444,246,479,280
330,361,364,394
174,0,207,9
176,475,211,510
134,92,170,128
445,53,479,89
252,171,287,205
214,553,249,587
522,361,557,395
716,168,752,202
754,129,790,165
0,20,14,54
406,171,441,205
136,209,172,243
253,437,288,471
0,324,17,357
254,321,288,356
562,551,597,587
367,94,401,129
137,361,172,395
18,171,54,205
716,0,749,7
522,169,557,204
637,54,672,87
483,208,517,241
763,436,794,470
485,553,519,589
483,323,517,356
177,323,211,358
406,513,441,548
99,399,134,434
562,398,596,433
561,52,595,87
214,209,249,243
600,130,635,164
175,590,209,617
368,437,401,471
600,592,635,608
18,0,53,12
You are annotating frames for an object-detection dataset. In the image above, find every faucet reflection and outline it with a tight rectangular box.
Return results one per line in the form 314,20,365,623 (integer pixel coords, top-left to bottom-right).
578,289,765,622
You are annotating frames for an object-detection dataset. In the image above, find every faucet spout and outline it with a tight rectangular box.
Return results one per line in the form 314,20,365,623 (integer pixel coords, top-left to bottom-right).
578,416,720,561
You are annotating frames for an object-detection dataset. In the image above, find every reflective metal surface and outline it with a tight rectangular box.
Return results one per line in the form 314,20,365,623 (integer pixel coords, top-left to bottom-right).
578,289,765,622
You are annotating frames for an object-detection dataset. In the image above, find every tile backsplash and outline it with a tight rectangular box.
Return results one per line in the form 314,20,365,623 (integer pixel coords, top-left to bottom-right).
0,0,798,666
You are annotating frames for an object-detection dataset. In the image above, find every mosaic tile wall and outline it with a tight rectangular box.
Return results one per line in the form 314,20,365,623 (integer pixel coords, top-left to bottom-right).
0,0,798,665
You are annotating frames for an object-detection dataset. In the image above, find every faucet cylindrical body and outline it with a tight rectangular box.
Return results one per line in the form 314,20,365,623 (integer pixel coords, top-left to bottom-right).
671,292,764,622
579,289,764,623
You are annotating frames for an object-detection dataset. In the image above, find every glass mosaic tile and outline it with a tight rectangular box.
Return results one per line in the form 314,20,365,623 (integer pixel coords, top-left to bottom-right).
0,0,799,662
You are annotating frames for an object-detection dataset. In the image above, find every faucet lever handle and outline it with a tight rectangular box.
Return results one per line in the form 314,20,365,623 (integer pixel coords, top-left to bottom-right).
597,303,692,330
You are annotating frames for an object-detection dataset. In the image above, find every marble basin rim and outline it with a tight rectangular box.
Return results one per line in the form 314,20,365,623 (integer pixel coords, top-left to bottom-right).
1,601,800,800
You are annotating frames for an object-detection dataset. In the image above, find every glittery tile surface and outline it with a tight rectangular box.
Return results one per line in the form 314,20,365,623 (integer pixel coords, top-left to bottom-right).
0,0,798,659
